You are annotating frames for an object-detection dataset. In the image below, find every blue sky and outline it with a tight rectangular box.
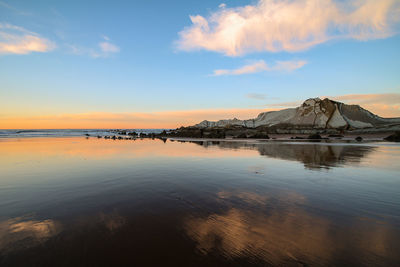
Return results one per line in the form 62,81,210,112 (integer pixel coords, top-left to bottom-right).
1,0,400,128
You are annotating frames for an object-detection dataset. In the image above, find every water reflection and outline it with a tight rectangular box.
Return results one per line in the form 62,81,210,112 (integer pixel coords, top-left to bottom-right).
185,191,400,266
0,217,60,253
191,141,376,170
0,138,399,266
98,211,126,232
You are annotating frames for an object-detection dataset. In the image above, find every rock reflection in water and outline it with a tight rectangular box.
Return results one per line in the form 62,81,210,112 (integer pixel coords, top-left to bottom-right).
185,191,400,266
192,141,375,170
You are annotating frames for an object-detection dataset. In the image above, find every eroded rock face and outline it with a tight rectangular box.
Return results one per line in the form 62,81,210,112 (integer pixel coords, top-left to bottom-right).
194,98,400,132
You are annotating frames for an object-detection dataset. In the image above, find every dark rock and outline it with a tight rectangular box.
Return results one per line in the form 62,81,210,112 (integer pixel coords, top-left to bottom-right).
355,136,363,142
291,136,304,139
328,134,344,138
248,133,270,139
235,133,247,139
308,134,322,140
204,129,225,139
384,132,400,142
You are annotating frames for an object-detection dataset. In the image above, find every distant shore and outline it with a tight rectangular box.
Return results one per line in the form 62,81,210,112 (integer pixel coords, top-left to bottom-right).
90,131,399,143
166,133,394,143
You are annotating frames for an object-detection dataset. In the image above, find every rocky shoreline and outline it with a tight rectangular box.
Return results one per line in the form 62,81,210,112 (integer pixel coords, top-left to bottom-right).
87,97,400,142
158,97,400,142
90,129,400,143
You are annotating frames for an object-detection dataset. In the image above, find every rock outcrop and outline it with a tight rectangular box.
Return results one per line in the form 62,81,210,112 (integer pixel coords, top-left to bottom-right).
194,98,400,133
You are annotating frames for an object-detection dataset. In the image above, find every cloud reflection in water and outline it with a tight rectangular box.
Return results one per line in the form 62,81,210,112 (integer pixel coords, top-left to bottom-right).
184,190,400,266
0,217,61,252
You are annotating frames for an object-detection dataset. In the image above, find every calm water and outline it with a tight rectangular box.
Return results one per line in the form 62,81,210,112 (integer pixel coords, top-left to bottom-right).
0,137,399,266
0,129,166,138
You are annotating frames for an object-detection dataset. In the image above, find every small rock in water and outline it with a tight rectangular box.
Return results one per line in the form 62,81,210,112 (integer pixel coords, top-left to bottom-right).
308,134,322,140
291,136,304,139
384,132,400,142
355,136,363,142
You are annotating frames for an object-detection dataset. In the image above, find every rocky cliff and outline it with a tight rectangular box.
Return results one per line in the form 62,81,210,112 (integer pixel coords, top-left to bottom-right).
194,98,400,133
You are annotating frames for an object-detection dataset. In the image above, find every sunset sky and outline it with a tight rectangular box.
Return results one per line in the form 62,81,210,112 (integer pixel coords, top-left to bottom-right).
1,0,400,129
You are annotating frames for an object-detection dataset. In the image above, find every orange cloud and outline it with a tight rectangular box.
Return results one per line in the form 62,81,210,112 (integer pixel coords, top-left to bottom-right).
0,23,55,55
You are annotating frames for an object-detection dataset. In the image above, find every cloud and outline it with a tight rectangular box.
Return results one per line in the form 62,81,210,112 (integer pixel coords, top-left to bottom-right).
67,39,120,58
213,60,306,76
246,93,267,100
0,1,33,16
99,42,120,53
214,60,267,76
176,0,400,56
0,23,55,55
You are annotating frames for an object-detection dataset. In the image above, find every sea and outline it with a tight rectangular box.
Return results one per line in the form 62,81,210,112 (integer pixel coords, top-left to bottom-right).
0,134,399,266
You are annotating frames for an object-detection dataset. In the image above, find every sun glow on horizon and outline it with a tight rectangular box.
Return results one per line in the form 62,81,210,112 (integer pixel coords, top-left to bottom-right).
1,93,399,129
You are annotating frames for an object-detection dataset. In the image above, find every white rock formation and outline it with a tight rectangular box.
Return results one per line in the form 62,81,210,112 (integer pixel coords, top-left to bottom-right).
194,98,400,130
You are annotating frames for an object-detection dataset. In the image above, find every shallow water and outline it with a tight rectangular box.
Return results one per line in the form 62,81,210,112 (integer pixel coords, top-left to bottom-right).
0,137,399,266
0,129,165,138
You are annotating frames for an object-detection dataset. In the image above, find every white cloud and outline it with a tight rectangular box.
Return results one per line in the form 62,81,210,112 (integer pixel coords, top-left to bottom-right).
0,23,55,55
213,60,306,76
99,41,120,53
67,39,120,58
177,0,400,56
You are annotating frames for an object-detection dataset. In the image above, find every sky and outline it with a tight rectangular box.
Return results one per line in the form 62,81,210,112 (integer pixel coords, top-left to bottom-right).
1,0,400,129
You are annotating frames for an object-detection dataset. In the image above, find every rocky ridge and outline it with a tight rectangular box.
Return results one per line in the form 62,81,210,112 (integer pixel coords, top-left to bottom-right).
193,98,400,134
